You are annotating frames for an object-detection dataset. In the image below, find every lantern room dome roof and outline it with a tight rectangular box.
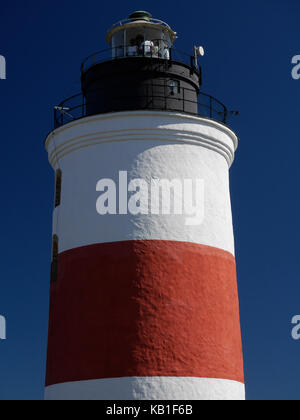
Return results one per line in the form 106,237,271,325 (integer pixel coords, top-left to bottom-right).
129,11,153,21
106,11,177,44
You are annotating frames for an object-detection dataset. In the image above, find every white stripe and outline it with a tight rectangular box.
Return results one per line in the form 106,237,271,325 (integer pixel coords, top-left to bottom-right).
47,112,236,256
45,377,245,400
45,111,238,164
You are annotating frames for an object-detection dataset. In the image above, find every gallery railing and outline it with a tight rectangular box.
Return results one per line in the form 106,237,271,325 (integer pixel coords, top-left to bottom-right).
54,84,229,129
81,43,199,74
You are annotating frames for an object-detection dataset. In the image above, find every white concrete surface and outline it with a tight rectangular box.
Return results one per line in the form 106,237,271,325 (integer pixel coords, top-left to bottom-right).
46,111,238,255
45,376,245,401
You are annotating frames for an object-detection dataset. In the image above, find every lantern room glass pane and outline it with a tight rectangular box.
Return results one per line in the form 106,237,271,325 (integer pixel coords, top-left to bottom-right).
112,30,125,58
111,26,172,59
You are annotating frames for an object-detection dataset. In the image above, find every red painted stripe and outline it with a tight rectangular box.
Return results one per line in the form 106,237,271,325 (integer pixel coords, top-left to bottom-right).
46,240,244,387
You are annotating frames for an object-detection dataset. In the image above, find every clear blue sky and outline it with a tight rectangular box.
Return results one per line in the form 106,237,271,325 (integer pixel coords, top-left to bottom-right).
0,0,299,400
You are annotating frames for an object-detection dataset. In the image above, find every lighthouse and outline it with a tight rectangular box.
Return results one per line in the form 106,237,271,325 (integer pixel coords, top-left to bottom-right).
45,11,245,400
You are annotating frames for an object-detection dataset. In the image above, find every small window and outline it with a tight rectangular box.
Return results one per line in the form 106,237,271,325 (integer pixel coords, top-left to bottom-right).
50,235,59,284
168,80,180,95
55,169,62,208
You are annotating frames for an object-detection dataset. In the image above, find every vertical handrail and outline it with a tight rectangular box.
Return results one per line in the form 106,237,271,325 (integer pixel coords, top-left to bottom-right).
164,79,167,111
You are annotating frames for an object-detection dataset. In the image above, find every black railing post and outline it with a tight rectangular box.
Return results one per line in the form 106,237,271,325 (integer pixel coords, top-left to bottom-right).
199,66,203,86
190,56,195,75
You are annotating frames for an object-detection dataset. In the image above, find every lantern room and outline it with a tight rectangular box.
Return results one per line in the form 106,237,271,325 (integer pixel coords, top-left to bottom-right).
53,10,230,129
106,11,177,59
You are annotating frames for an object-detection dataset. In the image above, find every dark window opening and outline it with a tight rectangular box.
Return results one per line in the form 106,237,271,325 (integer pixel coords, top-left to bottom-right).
55,169,62,208
50,235,59,283
168,80,180,95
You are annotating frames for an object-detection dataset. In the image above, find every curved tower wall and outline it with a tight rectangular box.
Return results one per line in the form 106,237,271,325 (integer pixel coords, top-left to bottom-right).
45,111,244,400
81,58,200,116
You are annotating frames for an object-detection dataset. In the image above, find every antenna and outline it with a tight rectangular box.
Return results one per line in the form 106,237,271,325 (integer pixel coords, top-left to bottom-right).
54,106,74,120
194,46,205,57
193,45,205,70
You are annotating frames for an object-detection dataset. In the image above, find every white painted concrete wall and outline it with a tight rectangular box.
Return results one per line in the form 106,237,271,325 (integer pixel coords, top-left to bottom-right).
46,111,238,256
45,377,245,401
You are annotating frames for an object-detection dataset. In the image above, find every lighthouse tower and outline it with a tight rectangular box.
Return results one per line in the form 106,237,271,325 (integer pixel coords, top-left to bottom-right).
45,11,245,400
